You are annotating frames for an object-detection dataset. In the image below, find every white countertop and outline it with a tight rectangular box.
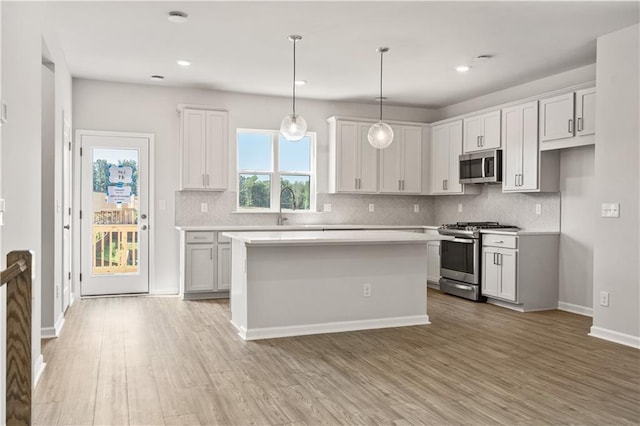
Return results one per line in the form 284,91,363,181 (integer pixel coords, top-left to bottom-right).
221,230,451,246
479,230,560,236
177,224,440,232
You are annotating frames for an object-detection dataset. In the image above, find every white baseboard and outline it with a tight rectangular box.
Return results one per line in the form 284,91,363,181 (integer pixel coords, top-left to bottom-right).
33,355,46,388
41,315,66,339
149,288,179,296
235,315,431,341
557,301,593,317
589,326,640,349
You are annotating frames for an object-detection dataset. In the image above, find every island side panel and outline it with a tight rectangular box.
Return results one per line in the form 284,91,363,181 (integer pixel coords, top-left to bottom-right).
244,242,428,337
230,239,248,334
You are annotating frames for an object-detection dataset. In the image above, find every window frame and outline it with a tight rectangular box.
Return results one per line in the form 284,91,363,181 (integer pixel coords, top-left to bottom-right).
236,128,316,213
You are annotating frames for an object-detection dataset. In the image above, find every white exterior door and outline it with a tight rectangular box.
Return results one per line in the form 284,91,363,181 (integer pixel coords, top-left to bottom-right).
79,131,151,296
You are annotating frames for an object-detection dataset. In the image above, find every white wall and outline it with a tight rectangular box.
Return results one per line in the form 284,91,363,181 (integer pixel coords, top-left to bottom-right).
73,79,439,294
1,1,74,384
591,24,639,347
559,146,595,314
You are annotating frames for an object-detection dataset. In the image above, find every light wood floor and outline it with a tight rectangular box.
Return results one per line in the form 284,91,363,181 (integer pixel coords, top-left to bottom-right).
34,289,640,425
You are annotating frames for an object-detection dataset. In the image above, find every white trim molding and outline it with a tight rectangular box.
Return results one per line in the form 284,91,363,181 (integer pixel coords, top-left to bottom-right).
233,315,430,341
589,326,640,349
33,355,46,388
558,301,593,317
41,315,65,339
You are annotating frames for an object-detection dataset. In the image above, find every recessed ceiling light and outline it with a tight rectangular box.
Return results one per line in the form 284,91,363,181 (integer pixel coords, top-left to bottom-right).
150,75,165,80
474,55,492,61
177,60,191,67
456,65,471,73
168,11,188,24
295,80,307,86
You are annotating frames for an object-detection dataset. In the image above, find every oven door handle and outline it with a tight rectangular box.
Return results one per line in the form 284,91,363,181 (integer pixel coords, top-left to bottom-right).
451,283,473,291
452,238,475,244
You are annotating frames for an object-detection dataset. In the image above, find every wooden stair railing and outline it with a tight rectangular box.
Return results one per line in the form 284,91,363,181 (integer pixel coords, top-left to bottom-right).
1,251,32,426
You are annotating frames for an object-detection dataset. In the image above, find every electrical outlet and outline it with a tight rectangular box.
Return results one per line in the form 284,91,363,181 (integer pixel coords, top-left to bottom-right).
323,203,332,212
369,203,375,213
363,283,372,297
200,203,208,213
413,204,420,213
536,204,541,215
458,203,463,213
601,203,620,218
600,291,610,307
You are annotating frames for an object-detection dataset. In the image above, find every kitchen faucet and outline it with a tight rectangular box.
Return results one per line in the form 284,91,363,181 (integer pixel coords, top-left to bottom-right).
278,186,297,225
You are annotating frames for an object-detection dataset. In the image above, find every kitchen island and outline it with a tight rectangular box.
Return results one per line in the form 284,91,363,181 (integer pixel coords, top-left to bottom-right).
222,230,449,340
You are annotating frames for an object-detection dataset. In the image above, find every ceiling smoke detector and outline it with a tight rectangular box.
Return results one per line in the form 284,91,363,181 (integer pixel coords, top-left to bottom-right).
168,11,188,24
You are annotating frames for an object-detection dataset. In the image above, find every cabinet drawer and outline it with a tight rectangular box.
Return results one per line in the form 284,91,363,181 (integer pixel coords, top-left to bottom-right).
186,232,215,243
482,234,517,249
217,233,231,243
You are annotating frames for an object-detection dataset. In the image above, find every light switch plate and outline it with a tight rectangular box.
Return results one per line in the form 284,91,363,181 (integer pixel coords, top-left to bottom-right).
413,204,420,213
323,203,332,212
601,203,620,218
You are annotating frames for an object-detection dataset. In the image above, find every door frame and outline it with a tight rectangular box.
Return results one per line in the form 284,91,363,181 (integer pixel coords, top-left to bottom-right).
73,129,155,299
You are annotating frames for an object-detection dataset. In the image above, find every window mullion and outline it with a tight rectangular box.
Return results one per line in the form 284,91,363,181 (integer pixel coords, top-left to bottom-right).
272,131,279,212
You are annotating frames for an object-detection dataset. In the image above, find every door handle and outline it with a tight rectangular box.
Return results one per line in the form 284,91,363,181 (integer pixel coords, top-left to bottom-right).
63,225,70,230
141,225,148,230
141,214,147,219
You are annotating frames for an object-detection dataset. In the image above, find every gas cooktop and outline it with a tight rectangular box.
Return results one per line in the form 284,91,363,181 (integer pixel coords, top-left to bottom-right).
438,222,519,237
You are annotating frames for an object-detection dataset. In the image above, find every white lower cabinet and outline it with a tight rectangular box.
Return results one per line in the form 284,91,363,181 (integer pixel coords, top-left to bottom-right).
426,241,441,284
181,231,231,299
481,232,559,311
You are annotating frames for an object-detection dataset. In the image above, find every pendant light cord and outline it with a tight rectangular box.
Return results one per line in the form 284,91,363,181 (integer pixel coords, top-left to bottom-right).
292,38,297,116
379,49,383,122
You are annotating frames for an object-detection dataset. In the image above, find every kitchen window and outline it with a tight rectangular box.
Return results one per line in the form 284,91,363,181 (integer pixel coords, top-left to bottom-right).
237,129,316,212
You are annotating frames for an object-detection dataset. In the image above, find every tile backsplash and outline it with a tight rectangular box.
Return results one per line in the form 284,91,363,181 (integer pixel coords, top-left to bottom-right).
175,191,436,227
175,185,560,231
432,184,560,231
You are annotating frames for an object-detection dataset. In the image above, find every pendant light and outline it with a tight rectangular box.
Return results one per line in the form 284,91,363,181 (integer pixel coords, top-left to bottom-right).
280,35,307,141
368,47,394,149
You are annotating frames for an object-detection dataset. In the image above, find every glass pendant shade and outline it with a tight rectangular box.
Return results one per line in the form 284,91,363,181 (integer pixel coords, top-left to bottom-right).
368,121,394,149
280,113,308,141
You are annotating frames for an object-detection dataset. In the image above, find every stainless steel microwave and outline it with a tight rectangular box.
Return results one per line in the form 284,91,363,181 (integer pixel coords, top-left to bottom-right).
459,149,502,184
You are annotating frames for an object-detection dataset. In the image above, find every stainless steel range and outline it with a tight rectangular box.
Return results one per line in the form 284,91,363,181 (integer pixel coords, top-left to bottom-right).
437,222,518,301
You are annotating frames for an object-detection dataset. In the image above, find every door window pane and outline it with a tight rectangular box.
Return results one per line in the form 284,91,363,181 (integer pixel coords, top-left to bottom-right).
279,135,310,172
280,175,310,210
239,174,271,209
92,148,139,275
238,132,272,171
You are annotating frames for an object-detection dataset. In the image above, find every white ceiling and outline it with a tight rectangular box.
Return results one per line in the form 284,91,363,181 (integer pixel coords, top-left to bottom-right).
50,1,639,108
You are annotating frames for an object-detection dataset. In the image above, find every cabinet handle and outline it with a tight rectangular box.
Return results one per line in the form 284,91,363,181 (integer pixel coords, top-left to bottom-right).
514,175,518,187
520,174,524,187
568,119,573,134
358,178,361,189
442,180,445,190
206,174,210,186
577,117,583,132
398,180,401,190
477,136,480,147
480,135,484,147
444,180,448,190
402,180,405,190
355,178,358,189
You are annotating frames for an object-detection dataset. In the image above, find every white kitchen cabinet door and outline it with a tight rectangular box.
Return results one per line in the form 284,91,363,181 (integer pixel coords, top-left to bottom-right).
186,244,215,292
181,109,207,190
463,114,483,153
431,124,451,193
502,105,522,191
180,108,229,190
463,110,501,153
358,123,379,193
216,244,231,291
426,242,441,283
401,126,423,193
575,87,596,137
334,121,360,192
502,101,539,192
539,92,575,143
481,110,501,150
379,126,403,193
497,249,517,302
447,122,463,193
519,102,539,191
204,110,229,190
482,247,500,297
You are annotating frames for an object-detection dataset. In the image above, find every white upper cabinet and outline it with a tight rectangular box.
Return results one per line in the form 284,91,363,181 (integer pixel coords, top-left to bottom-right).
179,107,229,190
329,119,378,193
539,87,596,151
503,101,559,193
463,110,501,153
379,125,422,194
431,120,468,194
